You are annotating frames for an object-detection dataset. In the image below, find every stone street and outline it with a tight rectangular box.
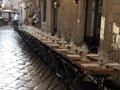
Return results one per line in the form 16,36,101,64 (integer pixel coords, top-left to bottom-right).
0,26,66,90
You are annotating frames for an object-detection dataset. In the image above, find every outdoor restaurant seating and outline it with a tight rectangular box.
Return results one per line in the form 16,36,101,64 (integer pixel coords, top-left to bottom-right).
16,26,120,90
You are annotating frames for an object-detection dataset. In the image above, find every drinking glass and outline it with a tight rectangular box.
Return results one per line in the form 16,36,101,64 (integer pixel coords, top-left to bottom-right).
98,50,104,65
70,41,76,53
81,44,89,60
102,52,108,65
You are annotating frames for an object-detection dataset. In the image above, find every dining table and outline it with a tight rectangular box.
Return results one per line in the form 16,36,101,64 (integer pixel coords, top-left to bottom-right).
19,26,120,90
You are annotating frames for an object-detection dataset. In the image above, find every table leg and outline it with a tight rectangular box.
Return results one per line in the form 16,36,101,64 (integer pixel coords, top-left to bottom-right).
94,75,109,90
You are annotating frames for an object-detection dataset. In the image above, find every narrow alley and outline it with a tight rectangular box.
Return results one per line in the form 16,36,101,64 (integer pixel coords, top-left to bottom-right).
0,0,119,90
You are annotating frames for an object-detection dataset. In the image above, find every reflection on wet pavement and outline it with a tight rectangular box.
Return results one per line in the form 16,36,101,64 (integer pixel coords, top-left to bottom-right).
0,26,66,90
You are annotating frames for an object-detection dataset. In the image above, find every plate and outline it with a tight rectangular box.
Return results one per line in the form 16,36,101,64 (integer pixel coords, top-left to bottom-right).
105,63,120,67
111,66,120,70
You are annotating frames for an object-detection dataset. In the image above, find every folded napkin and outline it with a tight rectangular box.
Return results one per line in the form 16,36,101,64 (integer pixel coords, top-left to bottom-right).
105,63,120,67
43,41,53,43
87,53,98,57
111,66,120,70
56,48,69,51
81,63,100,67
48,44,59,47
67,54,81,58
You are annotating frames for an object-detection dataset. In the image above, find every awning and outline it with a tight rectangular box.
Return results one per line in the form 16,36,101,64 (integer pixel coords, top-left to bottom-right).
2,9,14,13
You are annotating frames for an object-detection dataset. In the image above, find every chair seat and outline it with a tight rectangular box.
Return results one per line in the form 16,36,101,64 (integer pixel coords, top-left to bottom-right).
105,79,120,89
72,80,97,90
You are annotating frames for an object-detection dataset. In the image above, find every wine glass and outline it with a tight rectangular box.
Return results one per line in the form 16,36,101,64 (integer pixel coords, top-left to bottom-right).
47,32,51,40
77,46,82,55
98,50,104,65
61,35,65,48
70,40,76,53
53,34,58,43
81,44,89,61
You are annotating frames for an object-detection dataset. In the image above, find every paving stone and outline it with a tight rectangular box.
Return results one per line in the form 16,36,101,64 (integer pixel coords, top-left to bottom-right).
10,72,24,77
14,65,25,70
8,80,27,88
20,75,34,81
31,76,41,82
29,71,38,77
18,69,29,74
2,76,16,84
2,87,15,90
24,80,39,88
18,87,33,90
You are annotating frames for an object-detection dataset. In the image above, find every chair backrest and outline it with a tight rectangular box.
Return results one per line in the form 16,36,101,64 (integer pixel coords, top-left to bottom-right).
76,41,85,47
106,49,119,63
47,49,66,75
89,46,99,54
48,49,76,82
106,49,119,79
116,37,120,48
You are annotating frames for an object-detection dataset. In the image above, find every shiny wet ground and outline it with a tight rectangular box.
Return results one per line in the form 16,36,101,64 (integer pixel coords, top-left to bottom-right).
0,26,66,90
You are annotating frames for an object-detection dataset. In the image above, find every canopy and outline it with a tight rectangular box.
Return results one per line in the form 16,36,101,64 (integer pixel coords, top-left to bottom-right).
2,9,14,13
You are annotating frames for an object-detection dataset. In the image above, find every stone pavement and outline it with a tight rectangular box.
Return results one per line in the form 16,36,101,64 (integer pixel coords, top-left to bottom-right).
0,26,67,90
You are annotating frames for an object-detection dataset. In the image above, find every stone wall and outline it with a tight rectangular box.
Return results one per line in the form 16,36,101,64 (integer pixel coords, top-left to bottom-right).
40,0,85,43
40,0,52,32
101,0,120,51
58,0,86,43
39,0,120,56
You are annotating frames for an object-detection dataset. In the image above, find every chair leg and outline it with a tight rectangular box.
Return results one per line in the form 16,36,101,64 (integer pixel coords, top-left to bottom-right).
42,71,52,82
32,57,40,67
38,65,47,74
39,67,49,79
46,76,57,90
35,62,43,71
52,78,62,90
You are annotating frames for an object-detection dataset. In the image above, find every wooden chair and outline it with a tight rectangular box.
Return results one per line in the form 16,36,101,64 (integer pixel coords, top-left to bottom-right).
105,49,120,90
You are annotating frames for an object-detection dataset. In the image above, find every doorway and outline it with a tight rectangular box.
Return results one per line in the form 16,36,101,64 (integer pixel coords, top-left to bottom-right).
84,0,102,49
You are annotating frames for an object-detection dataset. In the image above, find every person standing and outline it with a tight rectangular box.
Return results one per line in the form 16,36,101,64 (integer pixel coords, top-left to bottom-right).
32,13,37,26
28,15,32,25
13,12,19,30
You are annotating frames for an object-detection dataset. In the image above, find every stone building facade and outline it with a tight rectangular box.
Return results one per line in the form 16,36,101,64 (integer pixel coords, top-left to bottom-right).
23,0,40,27
23,0,35,18
39,0,99,47
21,0,120,60
10,0,22,10
101,0,120,51
18,0,26,23
38,0,120,55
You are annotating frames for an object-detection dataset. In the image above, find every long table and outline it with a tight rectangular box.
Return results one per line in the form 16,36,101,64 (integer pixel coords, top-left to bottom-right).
19,26,120,90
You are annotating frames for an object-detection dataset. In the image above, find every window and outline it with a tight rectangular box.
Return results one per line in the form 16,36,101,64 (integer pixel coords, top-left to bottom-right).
43,0,46,22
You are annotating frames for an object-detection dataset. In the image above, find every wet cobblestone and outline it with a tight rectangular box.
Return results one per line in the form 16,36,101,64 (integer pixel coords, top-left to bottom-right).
0,26,66,90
